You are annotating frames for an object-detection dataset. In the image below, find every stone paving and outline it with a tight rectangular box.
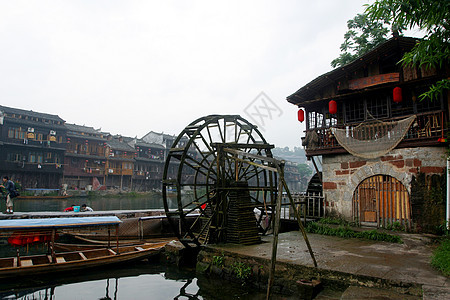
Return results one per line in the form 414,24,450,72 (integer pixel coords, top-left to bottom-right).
212,231,450,299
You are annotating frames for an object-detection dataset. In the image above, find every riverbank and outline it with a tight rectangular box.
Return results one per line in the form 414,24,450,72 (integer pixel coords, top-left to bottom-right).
193,231,449,299
66,190,161,198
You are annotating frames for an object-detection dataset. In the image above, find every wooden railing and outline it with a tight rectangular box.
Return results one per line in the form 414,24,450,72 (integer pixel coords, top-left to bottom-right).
281,193,325,221
303,111,446,152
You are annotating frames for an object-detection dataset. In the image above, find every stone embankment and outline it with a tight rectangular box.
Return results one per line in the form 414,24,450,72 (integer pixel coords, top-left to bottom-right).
165,231,449,299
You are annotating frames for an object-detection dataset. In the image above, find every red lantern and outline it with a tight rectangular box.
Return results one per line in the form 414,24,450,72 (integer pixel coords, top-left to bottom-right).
298,109,305,122
393,87,402,103
329,100,337,115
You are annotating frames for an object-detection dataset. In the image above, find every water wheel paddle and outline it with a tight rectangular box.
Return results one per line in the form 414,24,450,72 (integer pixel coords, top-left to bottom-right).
162,115,278,248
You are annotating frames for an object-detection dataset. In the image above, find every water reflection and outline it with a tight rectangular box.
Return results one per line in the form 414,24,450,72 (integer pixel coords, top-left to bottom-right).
0,262,199,300
0,261,272,300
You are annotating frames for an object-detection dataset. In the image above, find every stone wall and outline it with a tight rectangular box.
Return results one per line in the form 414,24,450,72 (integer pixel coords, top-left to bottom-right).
322,146,447,220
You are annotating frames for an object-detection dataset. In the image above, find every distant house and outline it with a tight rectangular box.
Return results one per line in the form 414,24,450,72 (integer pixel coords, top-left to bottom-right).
127,137,165,191
0,105,67,189
287,37,448,231
103,135,136,190
141,130,193,184
64,123,108,190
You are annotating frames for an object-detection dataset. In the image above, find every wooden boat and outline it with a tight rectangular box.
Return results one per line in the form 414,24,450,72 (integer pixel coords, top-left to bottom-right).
54,237,174,251
0,216,168,279
17,195,71,200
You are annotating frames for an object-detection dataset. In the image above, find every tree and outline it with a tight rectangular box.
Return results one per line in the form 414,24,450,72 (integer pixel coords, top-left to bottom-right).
365,0,450,101
331,13,393,68
297,163,312,178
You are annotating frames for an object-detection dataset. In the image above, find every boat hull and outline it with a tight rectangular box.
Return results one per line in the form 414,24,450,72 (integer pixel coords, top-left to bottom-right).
0,242,167,279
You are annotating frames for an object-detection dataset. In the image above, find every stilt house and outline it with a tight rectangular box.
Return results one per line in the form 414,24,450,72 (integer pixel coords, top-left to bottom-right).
287,36,448,231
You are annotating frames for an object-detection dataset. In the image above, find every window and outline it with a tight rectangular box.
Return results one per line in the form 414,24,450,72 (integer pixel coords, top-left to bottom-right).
308,112,317,129
366,95,389,119
345,98,365,123
7,153,21,162
8,127,15,138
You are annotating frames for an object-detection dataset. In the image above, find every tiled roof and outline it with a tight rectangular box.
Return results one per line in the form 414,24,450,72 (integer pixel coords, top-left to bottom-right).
105,138,136,151
65,123,101,135
287,36,419,105
0,105,65,122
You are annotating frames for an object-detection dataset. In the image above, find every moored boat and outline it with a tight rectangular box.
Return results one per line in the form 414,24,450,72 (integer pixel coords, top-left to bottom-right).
0,216,168,278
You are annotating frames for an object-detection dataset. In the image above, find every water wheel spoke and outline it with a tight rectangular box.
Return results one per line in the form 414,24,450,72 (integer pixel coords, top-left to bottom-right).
184,156,218,179
163,115,277,248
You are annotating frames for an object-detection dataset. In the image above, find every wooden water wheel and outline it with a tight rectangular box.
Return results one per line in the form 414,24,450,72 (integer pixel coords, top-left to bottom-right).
162,115,278,248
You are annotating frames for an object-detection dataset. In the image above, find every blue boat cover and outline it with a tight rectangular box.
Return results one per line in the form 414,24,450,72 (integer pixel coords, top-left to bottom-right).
0,216,122,230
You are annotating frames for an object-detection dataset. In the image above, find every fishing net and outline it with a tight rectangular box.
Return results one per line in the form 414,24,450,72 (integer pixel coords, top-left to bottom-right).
331,115,416,159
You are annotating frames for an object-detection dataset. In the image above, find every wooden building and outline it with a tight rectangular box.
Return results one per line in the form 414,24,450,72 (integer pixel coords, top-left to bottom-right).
282,160,302,192
287,37,448,231
141,130,195,188
0,106,200,193
0,105,66,189
103,135,136,190
64,123,107,190
127,137,165,191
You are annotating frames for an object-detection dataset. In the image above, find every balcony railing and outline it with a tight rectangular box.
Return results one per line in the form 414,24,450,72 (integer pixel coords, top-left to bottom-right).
302,111,446,154
280,193,325,220
106,168,133,176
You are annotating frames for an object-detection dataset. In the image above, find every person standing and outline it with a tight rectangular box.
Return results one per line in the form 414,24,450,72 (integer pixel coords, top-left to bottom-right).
81,204,93,212
0,176,17,214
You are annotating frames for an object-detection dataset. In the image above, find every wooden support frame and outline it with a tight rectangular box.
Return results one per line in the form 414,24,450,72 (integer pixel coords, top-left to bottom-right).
222,148,318,299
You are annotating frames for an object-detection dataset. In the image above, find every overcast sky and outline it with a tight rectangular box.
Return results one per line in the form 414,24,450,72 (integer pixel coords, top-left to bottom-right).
0,0,376,149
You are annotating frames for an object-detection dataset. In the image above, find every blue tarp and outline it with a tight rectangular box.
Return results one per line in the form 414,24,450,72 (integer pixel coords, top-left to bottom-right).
0,216,122,230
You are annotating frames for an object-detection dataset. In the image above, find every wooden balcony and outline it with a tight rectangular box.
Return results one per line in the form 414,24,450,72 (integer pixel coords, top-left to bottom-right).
106,168,133,176
302,111,447,157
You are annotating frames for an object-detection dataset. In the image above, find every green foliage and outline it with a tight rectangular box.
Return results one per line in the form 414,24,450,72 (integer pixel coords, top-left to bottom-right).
212,253,225,267
431,239,450,277
331,13,393,67
297,163,312,178
385,221,404,232
318,217,349,226
306,222,402,243
436,222,450,237
231,261,252,283
365,0,450,98
411,173,446,234
419,79,450,102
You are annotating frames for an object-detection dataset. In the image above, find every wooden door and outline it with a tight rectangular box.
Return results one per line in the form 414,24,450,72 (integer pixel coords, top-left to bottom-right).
353,175,411,229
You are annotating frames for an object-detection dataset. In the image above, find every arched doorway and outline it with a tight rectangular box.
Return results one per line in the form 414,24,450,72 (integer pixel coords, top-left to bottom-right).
352,175,411,229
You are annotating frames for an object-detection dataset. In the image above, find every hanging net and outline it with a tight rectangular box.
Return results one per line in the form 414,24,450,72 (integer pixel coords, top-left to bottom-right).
331,115,416,159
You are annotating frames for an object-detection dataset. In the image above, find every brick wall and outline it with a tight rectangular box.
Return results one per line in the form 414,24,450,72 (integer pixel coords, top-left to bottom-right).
321,146,447,220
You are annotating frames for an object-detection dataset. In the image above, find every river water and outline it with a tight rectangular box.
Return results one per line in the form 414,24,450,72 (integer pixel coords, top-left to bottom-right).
0,261,272,299
11,194,172,212
0,195,275,299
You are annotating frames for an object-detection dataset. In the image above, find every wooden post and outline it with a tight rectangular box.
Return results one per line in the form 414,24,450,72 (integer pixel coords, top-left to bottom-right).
266,163,285,299
51,229,56,263
116,224,120,254
16,249,21,267
283,180,317,268
108,228,111,249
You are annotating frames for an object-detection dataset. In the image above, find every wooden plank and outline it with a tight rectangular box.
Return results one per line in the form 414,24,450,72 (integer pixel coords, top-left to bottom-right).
21,259,33,267
348,72,399,90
